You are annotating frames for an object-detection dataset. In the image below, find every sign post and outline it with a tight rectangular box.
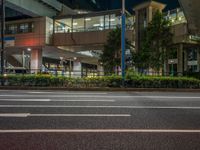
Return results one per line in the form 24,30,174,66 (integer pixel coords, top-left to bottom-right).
1,0,5,85
121,0,126,86
1,0,5,74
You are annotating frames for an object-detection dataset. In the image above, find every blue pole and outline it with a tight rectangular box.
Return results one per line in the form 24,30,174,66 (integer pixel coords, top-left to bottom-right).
121,0,126,86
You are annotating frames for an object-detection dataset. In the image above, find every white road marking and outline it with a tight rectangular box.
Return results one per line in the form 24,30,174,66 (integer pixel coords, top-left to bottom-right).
0,105,200,109
51,100,115,102
0,95,199,99
0,113,130,117
0,129,200,133
0,99,115,102
27,92,108,95
0,113,30,117
29,114,130,117
0,99,51,102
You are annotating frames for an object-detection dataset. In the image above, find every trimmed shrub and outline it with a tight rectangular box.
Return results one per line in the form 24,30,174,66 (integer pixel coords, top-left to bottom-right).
0,75,199,89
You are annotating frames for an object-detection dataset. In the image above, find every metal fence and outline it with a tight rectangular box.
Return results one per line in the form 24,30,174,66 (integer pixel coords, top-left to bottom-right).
3,68,200,79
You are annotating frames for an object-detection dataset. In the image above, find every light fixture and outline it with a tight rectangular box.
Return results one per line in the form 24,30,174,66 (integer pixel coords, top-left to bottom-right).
27,48,31,51
93,24,100,27
73,57,77,60
110,18,115,22
73,22,78,26
85,18,91,21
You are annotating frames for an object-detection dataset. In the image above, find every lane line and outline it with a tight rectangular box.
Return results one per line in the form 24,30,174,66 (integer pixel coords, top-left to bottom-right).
0,99,51,102
0,113,130,117
0,113,30,117
0,99,115,102
0,95,199,99
0,105,200,109
27,92,108,95
29,114,131,117
0,129,200,133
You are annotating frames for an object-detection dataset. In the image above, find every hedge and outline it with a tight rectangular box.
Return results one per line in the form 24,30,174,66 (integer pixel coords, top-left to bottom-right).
0,75,200,89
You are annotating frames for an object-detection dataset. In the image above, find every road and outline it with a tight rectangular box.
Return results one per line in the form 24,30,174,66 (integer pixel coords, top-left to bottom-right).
0,90,200,150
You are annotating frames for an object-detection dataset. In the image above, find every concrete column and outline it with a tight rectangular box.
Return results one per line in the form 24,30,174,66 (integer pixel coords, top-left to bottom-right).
197,49,200,72
177,44,183,75
73,61,82,78
147,6,153,23
31,49,42,73
97,65,104,77
135,10,139,52
183,49,188,72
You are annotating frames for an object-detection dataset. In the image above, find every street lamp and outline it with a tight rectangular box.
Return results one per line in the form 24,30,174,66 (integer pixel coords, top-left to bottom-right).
121,0,126,86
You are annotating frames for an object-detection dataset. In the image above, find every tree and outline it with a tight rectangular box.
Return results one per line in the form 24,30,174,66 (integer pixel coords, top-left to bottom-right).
100,27,133,74
133,10,174,74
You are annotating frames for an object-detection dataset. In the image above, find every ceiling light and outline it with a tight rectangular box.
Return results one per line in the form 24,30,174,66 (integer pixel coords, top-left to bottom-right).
85,18,91,21
93,24,100,27
73,22,78,26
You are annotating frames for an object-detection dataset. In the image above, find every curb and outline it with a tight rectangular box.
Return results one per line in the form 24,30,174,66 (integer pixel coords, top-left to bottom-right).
0,86,200,92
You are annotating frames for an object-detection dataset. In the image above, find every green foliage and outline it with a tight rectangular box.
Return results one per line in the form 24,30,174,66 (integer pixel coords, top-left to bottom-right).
133,10,174,72
100,27,133,74
0,75,200,89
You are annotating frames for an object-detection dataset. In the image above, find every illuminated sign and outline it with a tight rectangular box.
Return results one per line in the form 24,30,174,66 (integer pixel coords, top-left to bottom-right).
189,35,200,42
0,37,15,48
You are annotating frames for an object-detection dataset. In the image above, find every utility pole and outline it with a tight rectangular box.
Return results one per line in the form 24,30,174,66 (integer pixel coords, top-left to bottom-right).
121,0,126,86
1,0,5,86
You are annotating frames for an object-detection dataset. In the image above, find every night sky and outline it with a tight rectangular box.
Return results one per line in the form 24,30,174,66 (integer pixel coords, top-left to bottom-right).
95,0,180,12
60,0,180,12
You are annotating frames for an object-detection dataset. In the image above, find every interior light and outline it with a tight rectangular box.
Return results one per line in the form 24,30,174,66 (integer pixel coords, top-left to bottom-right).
85,18,91,21
27,48,31,51
110,18,115,22
93,24,100,27
73,22,78,26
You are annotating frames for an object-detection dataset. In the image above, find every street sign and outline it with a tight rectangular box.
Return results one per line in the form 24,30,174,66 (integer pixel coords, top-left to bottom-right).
0,37,15,48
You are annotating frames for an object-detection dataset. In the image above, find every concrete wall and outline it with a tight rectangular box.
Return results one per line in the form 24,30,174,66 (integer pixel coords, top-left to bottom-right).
53,30,133,47
5,17,49,47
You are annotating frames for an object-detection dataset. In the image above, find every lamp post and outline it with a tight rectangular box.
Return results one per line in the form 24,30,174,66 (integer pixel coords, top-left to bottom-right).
1,0,5,85
121,0,126,86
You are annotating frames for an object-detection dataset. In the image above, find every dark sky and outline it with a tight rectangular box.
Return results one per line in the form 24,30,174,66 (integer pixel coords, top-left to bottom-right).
95,0,180,12
59,0,180,12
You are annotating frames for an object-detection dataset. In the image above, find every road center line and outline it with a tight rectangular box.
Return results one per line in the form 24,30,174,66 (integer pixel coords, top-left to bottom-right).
0,105,200,109
0,129,200,133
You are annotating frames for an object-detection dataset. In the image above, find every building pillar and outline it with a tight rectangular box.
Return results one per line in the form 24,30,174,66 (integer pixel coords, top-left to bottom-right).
97,65,104,77
177,44,183,75
183,49,188,72
31,49,42,73
135,10,139,52
197,48,200,72
73,61,82,78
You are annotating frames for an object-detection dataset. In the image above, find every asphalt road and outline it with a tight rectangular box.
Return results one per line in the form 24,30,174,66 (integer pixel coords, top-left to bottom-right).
0,90,200,150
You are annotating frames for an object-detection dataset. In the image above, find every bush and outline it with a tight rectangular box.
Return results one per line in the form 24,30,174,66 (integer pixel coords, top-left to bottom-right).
0,74,199,89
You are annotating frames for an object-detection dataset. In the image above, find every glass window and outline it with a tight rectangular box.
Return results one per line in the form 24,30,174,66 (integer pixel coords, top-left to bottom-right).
85,16,104,31
19,23,29,33
73,18,84,32
188,49,197,61
105,15,110,29
57,18,72,33
110,14,121,29
6,24,18,34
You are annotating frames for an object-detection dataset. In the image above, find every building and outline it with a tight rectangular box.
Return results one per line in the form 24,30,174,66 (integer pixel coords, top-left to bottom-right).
134,1,200,75
1,0,200,77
